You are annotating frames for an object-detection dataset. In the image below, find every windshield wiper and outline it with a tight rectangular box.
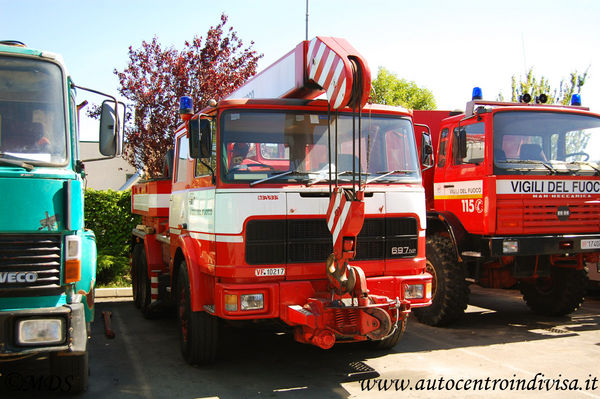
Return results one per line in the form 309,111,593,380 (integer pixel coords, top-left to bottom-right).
567,161,600,175
249,170,294,186
306,170,370,186
0,153,34,171
366,170,415,184
497,160,559,174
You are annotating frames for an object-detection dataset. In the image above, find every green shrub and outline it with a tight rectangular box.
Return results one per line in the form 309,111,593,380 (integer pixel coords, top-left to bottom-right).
84,189,141,287
96,252,131,287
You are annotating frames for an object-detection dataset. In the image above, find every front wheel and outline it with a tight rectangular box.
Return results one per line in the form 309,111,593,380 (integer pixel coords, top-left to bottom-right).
135,245,153,318
520,267,586,316
131,243,143,309
177,261,218,365
413,235,470,326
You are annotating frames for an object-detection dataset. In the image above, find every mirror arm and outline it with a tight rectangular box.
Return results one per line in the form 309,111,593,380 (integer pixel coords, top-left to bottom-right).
414,123,434,168
414,123,431,135
198,159,216,184
81,156,115,162
72,83,123,155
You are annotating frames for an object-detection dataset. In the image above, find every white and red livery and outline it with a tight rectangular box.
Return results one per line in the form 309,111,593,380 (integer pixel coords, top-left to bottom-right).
130,37,432,364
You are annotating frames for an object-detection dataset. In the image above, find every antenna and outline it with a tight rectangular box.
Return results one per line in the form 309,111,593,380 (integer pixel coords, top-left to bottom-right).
305,0,309,40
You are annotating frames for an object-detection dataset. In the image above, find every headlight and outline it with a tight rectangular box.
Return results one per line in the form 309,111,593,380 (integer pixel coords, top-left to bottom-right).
404,284,424,300
240,294,264,311
503,240,519,254
16,318,65,346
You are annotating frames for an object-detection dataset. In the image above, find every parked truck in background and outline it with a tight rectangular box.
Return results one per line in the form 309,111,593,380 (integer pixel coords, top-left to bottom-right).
412,88,600,326
0,40,122,392
130,37,433,364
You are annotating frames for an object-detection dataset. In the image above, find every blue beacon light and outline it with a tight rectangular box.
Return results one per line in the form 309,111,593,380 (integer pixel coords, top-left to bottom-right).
179,96,193,114
472,87,483,100
571,94,582,106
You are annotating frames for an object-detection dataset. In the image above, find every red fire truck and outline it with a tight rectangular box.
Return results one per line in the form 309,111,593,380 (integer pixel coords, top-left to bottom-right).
412,89,600,326
130,37,433,364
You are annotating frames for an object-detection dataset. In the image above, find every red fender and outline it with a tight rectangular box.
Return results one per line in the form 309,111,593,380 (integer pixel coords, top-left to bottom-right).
143,234,164,275
176,234,215,312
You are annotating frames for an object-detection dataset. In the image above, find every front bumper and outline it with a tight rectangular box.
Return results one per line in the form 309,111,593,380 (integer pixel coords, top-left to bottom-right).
210,273,433,320
0,302,87,357
484,234,600,257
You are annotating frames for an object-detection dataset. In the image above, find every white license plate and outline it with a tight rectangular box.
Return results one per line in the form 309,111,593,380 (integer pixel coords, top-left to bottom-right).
581,239,600,249
255,268,285,277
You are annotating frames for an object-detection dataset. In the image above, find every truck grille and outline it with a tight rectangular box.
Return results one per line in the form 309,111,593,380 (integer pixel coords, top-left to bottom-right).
246,217,418,265
0,235,63,297
497,199,600,235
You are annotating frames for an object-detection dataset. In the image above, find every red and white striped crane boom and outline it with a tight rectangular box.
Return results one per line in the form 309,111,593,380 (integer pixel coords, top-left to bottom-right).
226,36,371,110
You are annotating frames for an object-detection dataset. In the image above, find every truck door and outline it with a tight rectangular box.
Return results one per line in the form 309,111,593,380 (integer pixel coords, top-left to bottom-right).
170,132,193,231
435,121,486,234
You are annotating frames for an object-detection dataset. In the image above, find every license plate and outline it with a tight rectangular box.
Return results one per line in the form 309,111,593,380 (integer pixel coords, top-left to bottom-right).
581,239,600,249
255,268,285,277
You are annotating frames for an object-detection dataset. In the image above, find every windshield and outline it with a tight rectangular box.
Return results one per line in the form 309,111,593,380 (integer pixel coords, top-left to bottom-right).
493,111,600,175
220,110,420,185
0,55,67,165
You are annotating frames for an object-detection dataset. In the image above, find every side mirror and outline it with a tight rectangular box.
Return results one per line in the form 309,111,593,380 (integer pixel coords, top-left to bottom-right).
421,131,434,168
189,118,211,159
458,128,468,159
98,100,124,156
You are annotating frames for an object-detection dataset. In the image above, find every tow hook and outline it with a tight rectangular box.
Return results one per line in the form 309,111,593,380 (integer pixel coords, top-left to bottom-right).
378,297,406,341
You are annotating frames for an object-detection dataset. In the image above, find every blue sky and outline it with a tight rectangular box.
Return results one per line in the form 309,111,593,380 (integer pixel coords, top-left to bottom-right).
2,0,599,140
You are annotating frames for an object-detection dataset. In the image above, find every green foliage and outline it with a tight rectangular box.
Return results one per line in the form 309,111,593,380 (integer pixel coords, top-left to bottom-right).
370,67,436,110
84,189,141,287
500,67,589,105
96,253,131,287
498,67,591,156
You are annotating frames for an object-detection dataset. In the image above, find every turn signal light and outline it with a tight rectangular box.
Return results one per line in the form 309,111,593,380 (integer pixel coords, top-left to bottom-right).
64,259,81,283
225,294,238,312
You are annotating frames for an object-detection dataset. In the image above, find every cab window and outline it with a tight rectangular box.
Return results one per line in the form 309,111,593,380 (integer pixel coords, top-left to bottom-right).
437,128,449,167
176,135,189,182
453,122,485,165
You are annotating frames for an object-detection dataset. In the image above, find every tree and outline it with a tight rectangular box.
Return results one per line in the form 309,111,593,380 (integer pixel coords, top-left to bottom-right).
115,13,262,177
369,67,436,110
500,67,589,105
499,67,591,155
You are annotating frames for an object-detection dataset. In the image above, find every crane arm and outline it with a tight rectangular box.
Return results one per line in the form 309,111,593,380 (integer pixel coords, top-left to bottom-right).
226,36,371,110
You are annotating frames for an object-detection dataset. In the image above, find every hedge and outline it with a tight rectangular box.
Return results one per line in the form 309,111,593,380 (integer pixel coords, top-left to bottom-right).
84,189,141,287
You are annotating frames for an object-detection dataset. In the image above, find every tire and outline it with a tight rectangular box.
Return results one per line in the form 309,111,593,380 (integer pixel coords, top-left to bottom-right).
413,235,469,326
131,243,143,309
369,318,407,350
136,245,153,318
520,266,587,316
50,351,89,393
177,261,218,365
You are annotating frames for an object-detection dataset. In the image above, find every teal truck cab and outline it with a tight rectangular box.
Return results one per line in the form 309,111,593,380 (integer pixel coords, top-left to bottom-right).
0,41,121,392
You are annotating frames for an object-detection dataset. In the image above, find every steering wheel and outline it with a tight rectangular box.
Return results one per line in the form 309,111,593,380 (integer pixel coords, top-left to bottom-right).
564,152,590,161
231,160,275,171
245,161,276,170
